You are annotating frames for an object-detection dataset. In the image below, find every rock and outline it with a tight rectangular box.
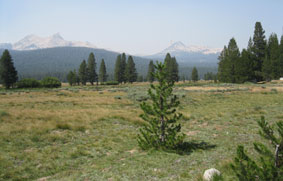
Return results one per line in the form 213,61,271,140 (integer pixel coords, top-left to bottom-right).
203,168,221,181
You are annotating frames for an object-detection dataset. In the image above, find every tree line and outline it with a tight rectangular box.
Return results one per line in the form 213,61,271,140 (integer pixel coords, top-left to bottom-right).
114,53,138,84
218,22,283,83
68,52,181,85
67,52,108,86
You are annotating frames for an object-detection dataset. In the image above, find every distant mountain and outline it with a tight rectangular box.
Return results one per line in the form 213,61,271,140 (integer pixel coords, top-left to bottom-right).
0,47,151,81
0,33,96,50
144,41,221,66
0,46,217,81
0,37,219,81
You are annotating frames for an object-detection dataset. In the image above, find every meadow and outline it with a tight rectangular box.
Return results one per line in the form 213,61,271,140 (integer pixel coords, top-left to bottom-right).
0,81,283,180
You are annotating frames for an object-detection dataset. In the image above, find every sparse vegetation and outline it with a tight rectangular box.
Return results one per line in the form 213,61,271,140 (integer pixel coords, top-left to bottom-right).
0,81,283,180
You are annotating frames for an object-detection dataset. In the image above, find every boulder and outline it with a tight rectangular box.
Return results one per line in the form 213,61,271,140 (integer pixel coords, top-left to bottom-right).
203,168,221,181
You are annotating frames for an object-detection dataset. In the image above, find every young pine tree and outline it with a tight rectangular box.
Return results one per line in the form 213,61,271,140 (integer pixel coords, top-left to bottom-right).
191,67,199,82
0,50,18,89
147,60,155,83
79,60,88,85
137,61,185,150
125,56,137,83
99,59,107,83
231,116,283,180
87,52,97,85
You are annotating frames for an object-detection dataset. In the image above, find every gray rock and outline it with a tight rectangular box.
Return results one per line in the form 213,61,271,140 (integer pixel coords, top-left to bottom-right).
203,168,221,181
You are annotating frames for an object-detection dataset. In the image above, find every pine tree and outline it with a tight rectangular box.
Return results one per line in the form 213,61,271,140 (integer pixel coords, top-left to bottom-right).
99,59,107,83
235,49,254,83
227,38,240,83
114,54,123,83
181,75,186,82
217,38,240,83
171,57,179,82
125,56,137,83
74,70,80,85
191,67,199,82
147,60,155,83
218,46,230,82
0,50,18,89
280,36,283,77
87,52,97,85
252,22,266,81
246,37,257,81
137,75,144,82
164,53,172,82
164,53,179,82
79,60,88,85
137,61,185,150
121,53,127,83
67,70,76,86
231,117,283,180
263,33,280,80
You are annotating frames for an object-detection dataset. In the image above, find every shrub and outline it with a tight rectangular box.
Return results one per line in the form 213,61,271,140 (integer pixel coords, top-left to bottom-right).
101,81,119,85
16,78,40,88
41,77,61,88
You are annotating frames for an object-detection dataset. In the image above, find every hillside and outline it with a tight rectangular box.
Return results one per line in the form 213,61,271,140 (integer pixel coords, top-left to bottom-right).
0,47,218,81
0,47,151,81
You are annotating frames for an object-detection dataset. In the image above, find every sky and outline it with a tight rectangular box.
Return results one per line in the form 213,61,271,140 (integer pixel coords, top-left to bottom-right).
0,0,283,55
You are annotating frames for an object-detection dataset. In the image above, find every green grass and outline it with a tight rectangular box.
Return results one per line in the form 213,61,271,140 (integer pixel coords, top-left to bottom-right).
0,82,283,180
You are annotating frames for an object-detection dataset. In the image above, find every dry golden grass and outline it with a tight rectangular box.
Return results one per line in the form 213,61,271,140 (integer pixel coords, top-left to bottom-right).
0,88,143,134
1,82,283,180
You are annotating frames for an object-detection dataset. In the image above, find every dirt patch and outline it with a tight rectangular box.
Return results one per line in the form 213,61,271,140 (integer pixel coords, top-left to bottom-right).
127,149,137,154
186,131,199,136
182,86,231,91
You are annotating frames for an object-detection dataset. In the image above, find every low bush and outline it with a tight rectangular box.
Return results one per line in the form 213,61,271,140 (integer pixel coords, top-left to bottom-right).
101,81,119,85
17,78,41,88
41,77,61,88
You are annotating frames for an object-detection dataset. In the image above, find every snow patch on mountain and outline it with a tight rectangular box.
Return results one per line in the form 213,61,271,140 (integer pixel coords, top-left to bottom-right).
160,41,221,55
0,33,96,50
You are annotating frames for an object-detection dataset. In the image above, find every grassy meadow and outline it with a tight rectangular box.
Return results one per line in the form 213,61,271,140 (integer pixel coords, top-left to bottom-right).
0,81,283,180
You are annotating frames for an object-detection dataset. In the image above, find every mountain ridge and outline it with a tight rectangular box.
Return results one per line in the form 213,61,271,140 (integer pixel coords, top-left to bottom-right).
143,41,221,66
0,33,97,50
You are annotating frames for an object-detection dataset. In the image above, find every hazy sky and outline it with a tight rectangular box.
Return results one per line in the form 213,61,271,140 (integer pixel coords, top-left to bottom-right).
1,0,283,55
